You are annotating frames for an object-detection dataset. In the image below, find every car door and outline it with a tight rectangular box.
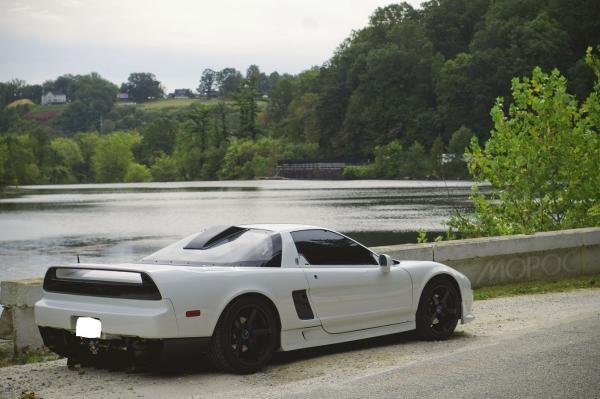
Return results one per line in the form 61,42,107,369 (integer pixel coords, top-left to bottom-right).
291,229,413,334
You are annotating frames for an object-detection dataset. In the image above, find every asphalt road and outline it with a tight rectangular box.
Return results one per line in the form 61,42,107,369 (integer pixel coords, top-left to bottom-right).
285,308,600,399
1,289,599,399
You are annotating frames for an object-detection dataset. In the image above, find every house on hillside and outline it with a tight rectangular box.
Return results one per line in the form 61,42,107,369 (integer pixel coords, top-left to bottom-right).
41,91,67,105
116,92,129,101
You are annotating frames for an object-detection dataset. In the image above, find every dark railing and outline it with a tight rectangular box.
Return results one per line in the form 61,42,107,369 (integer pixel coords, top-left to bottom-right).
275,162,349,179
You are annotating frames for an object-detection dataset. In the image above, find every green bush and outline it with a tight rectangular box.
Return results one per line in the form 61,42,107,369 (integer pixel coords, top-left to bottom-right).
449,49,600,237
218,136,319,180
124,162,151,182
342,164,376,179
91,131,141,183
150,154,180,182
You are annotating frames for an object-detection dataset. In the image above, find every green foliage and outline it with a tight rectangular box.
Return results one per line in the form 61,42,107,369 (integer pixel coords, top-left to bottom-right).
59,73,118,132
48,137,83,183
121,73,164,103
237,80,258,139
73,132,100,182
344,140,431,179
403,142,430,179
449,56,600,237
218,137,318,180
138,117,179,164
199,69,217,97
91,131,141,183
216,68,243,98
447,126,474,156
5,134,42,185
443,126,474,179
342,164,376,179
124,162,152,182
416,229,428,243
371,140,405,179
0,137,8,188
150,154,181,182
2,0,600,185
429,135,445,178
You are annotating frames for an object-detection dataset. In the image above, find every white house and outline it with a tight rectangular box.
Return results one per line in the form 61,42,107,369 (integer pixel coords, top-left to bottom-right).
41,91,67,105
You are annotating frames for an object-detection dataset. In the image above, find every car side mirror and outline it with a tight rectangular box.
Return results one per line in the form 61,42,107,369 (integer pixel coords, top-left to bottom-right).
378,254,392,272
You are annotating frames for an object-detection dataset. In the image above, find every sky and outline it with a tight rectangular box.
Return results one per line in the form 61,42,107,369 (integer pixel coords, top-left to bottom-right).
0,0,423,93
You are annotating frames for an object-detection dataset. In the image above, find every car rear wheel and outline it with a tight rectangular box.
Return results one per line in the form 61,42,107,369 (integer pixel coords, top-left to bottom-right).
416,277,460,341
207,296,278,374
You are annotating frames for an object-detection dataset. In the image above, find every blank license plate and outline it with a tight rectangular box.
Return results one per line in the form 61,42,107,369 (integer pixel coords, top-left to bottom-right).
76,317,101,338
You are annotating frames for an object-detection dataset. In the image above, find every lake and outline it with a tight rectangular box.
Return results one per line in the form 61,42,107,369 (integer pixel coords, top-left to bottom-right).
0,180,474,282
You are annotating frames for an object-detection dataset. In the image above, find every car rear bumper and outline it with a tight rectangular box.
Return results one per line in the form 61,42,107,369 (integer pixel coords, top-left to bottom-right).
39,326,211,366
35,292,179,339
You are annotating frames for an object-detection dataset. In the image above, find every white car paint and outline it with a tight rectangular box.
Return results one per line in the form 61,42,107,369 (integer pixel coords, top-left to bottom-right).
34,224,474,352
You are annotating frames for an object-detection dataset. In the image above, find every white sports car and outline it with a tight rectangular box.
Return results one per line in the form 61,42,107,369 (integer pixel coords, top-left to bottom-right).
35,224,474,373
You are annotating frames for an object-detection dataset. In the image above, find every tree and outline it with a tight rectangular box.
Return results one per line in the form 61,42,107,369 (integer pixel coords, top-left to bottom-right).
150,154,180,181
50,74,78,98
59,73,118,132
48,137,83,183
92,131,141,182
237,80,258,139
74,132,100,182
216,68,242,97
0,138,8,188
403,142,430,179
121,73,164,103
198,69,217,97
5,134,42,185
124,163,151,182
449,54,600,237
267,76,295,123
218,137,318,180
444,126,473,179
138,117,179,164
429,135,445,177
246,65,261,87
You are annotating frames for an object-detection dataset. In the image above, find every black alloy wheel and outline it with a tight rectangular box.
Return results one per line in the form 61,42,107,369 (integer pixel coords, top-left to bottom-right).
416,277,460,341
208,296,278,374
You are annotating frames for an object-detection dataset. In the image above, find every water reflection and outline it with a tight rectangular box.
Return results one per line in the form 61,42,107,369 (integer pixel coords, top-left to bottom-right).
0,180,476,282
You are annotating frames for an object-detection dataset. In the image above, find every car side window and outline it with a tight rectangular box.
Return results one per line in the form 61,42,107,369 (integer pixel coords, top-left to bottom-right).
291,229,378,266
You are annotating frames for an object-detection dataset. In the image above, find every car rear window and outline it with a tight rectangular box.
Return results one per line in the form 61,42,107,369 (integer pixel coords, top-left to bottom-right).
142,228,282,267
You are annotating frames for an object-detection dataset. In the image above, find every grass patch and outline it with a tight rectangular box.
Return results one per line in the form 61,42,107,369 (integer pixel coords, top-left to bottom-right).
474,273,600,300
125,98,235,111
29,103,69,113
0,345,59,368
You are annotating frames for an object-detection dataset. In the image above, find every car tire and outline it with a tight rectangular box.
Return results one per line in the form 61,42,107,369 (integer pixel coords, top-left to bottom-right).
416,277,460,341
207,296,278,374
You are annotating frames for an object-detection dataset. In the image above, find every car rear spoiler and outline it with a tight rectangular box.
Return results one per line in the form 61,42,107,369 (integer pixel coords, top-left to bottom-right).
43,267,162,300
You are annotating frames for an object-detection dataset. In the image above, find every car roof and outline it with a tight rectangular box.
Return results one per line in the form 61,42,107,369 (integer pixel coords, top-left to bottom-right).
239,223,325,233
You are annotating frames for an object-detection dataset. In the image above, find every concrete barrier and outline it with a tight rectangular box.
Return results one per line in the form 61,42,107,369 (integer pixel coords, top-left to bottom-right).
0,227,598,355
0,278,44,356
373,227,600,288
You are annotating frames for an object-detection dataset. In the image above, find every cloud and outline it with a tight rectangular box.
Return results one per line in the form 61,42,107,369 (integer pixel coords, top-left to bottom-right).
0,0,423,91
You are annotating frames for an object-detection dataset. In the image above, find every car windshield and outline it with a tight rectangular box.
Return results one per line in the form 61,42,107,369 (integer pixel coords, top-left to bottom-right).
141,228,282,267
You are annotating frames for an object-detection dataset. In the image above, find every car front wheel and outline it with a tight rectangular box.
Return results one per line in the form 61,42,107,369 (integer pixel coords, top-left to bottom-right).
208,296,278,374
415,277,460,341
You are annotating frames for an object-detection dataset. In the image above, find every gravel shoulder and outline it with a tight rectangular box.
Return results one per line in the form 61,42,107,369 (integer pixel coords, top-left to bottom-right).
1,289,599,399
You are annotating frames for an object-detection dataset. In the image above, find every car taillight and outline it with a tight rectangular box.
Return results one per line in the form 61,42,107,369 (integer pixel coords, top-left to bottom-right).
43,267,162,300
